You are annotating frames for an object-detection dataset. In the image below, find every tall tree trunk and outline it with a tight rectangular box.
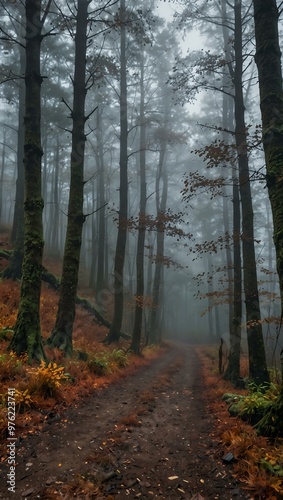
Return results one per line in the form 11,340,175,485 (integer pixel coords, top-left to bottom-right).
11,15,25,243
224,171,242,382
206,252,215,339
50,135,60,254
131,51,147,354
89,179,97,289
234,0,269,384
96,104,107,292
219,0,242,383
150,142,167,344
253,0,283,318
252,0,283,435
144,232,154,343
0,130,5,222
104,0,128,343
223,76,243,382
221,38,234,332
9,0,46,362
46,0,89,356
3,40,25,279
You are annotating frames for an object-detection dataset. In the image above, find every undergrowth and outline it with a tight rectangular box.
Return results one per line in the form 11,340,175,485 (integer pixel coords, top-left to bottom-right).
224,381,280,425
196,345,283,499
222,423,283,498
0,275,161,459
86,348,129,375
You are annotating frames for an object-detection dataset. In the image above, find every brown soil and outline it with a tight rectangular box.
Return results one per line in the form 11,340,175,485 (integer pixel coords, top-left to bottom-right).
0,344,250,499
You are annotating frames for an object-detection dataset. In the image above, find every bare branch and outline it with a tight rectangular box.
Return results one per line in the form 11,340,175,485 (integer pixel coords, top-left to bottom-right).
84,202,108,217
41,0,53,27
61,96,73,115
85,106,98,121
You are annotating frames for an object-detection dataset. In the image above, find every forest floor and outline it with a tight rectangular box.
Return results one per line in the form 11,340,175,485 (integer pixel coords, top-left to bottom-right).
0,343,252,500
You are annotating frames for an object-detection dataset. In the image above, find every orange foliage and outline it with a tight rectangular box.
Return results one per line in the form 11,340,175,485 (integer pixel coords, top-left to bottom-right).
0,280,19,329
196,345,283,498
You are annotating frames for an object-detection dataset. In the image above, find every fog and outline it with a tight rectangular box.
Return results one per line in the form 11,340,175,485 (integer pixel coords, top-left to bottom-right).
0,0,280,357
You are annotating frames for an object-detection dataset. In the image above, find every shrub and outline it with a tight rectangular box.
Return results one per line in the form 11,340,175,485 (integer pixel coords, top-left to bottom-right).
87,356,110,376
224,382,280,425
15,389,33,413
86,349,129,376
110,349,129,369
28,361,69,398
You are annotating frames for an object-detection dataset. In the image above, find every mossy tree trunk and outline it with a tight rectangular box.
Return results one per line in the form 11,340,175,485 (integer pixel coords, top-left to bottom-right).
46,0,89,356
253,1,283,429
233,0,269,385
104,0,128,344
253,1,283,321
131,50,146,355
9,0,46,363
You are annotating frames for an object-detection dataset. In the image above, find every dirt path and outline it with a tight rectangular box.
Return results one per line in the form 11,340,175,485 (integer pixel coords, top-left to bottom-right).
0,345,250,499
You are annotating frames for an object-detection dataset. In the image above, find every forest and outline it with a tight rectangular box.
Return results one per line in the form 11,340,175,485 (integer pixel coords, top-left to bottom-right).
1,0,283,498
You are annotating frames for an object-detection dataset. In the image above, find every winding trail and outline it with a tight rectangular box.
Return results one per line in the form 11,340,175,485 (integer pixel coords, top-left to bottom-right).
0,344,250,499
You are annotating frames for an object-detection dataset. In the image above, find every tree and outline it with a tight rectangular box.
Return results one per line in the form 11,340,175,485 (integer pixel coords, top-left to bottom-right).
149,131,168,344
130,49,147,354
9,0,51,362
252,0,283,435
104,0,128,343
1,5,25,280
253,1,283,320
233,0,269,384
46,0,90,356
2,61,25,279
95,99,107,292
220,0,242,383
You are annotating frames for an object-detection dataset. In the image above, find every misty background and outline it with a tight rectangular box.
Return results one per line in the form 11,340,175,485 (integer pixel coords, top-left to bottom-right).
0,0,280,357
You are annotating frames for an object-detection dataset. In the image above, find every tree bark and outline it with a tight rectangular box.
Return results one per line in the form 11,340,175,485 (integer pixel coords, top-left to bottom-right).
104,0,128,343
150,141,167,344
9,0,46,362
253,1,283,319
224,171,242,383
130,50,147,354
252,0,283,433
46,0,89,356
4,36,25,279
96,103,107,292
221,41,242,383
233,0,269,384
